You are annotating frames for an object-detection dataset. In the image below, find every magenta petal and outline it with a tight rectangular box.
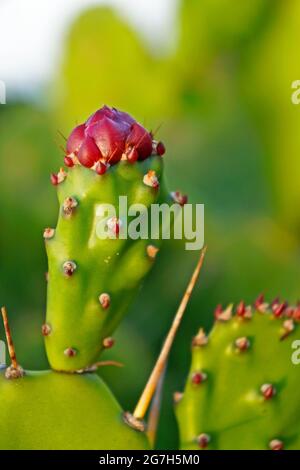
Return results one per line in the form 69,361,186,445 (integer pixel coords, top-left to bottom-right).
86,105,115,126
66,124,86,154
87,117,125,164
77,136,101,167
126,123,152,160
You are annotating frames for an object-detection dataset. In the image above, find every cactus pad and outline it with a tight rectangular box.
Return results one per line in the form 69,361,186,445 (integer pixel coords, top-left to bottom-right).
175,298,300,450
0,369,149,450
44,106,171,372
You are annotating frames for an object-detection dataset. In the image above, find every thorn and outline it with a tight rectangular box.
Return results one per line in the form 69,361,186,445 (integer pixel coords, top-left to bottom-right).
215,304,233,322
41,323,51,336
57,129,67,142
146,244,159,259
191,371,207,385
235,336,250,352
45,272,49,282
99,293,111,309
196,433,210,449
170,191,188,206
261,383,276,400
64,347,77,357
1,307,24,379
132,247,207,420
173,391,183,404
192,328,208,347
63,197,78,217
63,261,77,277
143,170,159,189
147,365,166,448
269,439,284,450
151,122,164,139
103,337,115,349
43,228,55,240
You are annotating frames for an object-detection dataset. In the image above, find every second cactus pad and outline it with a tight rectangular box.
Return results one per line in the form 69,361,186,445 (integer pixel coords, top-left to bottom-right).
44,106,169,372
175,298,300,450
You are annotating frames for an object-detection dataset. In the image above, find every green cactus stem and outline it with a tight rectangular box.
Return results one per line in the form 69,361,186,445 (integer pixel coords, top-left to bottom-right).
0,369,149,450
44,106,182,372
175,297,300,450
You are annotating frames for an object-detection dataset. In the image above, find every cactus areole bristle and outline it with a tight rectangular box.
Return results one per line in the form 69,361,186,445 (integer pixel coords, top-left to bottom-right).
64,105,164,168
45,106,169,372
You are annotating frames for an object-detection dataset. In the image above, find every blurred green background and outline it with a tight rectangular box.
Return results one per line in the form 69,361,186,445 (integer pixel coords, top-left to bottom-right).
1,0,300,449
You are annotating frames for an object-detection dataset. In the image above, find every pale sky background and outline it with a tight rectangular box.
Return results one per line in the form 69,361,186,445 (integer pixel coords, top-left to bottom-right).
0,0,177,97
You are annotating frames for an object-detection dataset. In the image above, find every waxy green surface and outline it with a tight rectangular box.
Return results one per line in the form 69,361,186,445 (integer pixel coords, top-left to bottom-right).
0,370,149,450
176,311,300,450
45,157,167,371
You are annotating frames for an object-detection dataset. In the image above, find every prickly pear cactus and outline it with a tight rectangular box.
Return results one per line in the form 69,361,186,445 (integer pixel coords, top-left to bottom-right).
175,297,300,450
0,369,149,450
44,105,176,372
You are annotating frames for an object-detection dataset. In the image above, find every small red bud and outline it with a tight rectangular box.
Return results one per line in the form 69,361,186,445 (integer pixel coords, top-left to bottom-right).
269,439,284,450
41,324,51,336
197,433,210,449
236,301,246,317
261,383,276,400
254,293,264,309
214,304,223,319
170,191,188,206
156,141,166,156
99,293,111,309
126,147,139,163
64,156,74,167
50,173,58,186
95,161,108,175
235,336,250,351
273,301,287,317
64,347,77,357
191,371,207,385
63,260,77,277
103,337,115,349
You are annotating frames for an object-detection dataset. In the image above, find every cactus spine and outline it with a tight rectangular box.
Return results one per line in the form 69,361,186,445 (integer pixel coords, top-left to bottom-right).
175,298,300,450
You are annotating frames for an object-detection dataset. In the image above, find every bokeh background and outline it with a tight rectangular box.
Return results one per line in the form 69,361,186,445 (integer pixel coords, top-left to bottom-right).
1,0,300,449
